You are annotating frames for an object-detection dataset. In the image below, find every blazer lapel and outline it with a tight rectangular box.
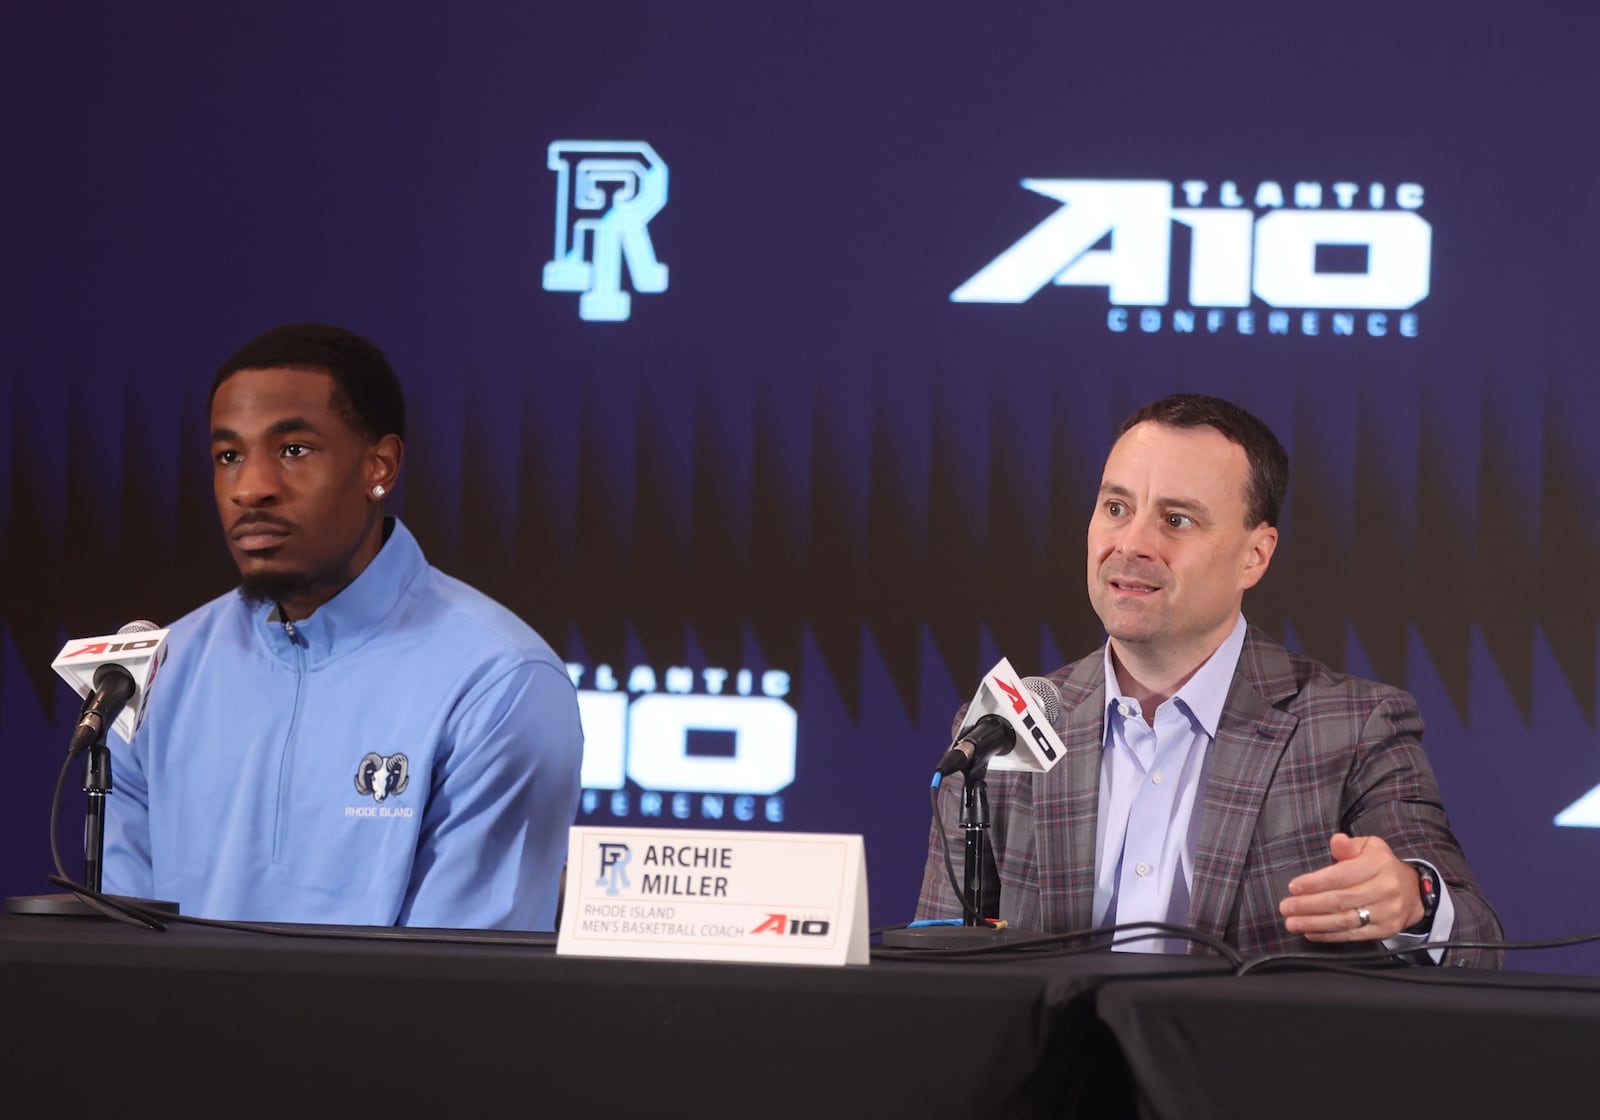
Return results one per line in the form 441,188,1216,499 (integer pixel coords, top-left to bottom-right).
1034,655,1106,934
1187,631,1300,940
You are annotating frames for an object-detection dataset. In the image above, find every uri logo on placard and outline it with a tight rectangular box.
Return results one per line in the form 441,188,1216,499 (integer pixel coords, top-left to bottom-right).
543,141,669,322
597,842,633,895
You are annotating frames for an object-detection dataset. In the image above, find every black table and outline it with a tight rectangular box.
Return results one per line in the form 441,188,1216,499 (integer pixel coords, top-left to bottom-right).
0,913,1215,1118
1096,967,1600,1120
7,913,1596,1119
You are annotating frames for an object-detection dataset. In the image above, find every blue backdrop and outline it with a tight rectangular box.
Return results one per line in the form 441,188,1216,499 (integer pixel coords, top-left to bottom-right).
4,1,1598,972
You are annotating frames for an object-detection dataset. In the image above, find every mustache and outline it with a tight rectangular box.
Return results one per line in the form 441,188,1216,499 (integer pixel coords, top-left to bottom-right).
1103,561,1163,583
228,513,296,539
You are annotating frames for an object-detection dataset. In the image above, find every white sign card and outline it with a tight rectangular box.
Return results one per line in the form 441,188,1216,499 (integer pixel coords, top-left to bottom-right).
557,826,869,966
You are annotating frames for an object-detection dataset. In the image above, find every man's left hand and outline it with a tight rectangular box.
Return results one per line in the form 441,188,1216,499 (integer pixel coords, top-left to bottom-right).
1279,832,1425,941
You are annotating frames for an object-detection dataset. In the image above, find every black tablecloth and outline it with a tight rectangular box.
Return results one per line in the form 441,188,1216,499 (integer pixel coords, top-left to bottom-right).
8,913,1597,1119
1096,967,1600,1120
0,913,1214,1118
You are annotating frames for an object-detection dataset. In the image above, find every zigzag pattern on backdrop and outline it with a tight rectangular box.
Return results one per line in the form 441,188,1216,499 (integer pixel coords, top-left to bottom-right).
4,365,1594,726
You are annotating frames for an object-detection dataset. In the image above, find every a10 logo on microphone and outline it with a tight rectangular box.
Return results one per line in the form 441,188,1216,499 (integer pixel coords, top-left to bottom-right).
52,628,170,741
963,657,1067,774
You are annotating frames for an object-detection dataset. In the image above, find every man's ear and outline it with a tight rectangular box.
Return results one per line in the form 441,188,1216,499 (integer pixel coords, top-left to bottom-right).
365,434,404,495
1240,523,1278,591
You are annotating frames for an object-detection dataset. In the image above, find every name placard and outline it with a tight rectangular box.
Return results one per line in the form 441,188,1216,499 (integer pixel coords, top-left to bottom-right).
556,826,869,966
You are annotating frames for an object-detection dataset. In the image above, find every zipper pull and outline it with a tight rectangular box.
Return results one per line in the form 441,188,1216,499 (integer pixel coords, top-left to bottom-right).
283,618,299,643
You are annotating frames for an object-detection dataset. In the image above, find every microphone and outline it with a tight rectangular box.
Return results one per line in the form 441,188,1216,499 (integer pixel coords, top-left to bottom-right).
53,621,170,754
71,664,137,756
936,674,1064,777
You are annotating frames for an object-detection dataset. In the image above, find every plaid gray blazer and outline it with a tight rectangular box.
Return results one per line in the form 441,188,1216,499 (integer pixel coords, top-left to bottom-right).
913,626,1503,967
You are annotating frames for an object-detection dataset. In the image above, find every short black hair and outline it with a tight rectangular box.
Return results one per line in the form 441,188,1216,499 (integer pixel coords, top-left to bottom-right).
209,322,406,443
1118,393,1289,528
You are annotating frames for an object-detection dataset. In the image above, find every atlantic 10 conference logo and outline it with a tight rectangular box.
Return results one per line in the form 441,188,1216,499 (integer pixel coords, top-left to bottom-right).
952,179,1430,338
568,662,796,825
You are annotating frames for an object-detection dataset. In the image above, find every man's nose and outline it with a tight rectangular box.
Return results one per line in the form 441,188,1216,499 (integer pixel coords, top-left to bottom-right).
227,456,278,506
1115,511,1159,557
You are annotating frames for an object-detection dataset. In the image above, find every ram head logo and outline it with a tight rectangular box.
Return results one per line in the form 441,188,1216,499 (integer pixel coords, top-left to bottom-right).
354,752,410,803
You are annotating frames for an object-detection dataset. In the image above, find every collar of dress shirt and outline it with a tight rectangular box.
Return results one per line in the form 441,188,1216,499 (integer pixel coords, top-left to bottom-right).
1101,613,1250,740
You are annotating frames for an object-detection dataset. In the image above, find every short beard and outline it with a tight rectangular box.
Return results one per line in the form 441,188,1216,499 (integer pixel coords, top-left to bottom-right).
238,568,317,611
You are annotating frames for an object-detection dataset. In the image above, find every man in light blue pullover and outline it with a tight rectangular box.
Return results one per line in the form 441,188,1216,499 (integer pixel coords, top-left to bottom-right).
103,323,583,930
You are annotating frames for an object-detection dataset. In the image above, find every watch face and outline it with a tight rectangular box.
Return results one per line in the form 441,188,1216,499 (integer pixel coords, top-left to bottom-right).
1417,865,1438,917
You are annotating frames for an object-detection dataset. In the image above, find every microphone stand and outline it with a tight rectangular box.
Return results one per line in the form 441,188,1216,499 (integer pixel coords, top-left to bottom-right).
960,767,991,926
5,705,179,918
879,763,1034,948
82,733,112,893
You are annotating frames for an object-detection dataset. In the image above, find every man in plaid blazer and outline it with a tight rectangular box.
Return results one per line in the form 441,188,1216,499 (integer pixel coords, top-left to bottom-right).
915,394,1501,966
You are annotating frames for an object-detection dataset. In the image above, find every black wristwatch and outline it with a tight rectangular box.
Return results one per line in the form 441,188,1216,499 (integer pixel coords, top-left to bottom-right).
1404,861,1440,934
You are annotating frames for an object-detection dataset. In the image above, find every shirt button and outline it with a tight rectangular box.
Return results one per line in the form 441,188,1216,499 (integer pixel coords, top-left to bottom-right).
1152,770,1163,785
1118,703,1133,717
1136,862,1150,877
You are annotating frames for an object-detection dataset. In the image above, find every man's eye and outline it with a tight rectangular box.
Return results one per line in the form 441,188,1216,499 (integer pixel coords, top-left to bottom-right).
1106,501,1126,517
1167,513,1193,528
282,444,309,458
215,450,238,465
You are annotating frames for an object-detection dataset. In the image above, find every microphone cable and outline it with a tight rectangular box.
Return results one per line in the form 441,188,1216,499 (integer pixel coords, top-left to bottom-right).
871,918,1244,968
1236,929,1600,994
